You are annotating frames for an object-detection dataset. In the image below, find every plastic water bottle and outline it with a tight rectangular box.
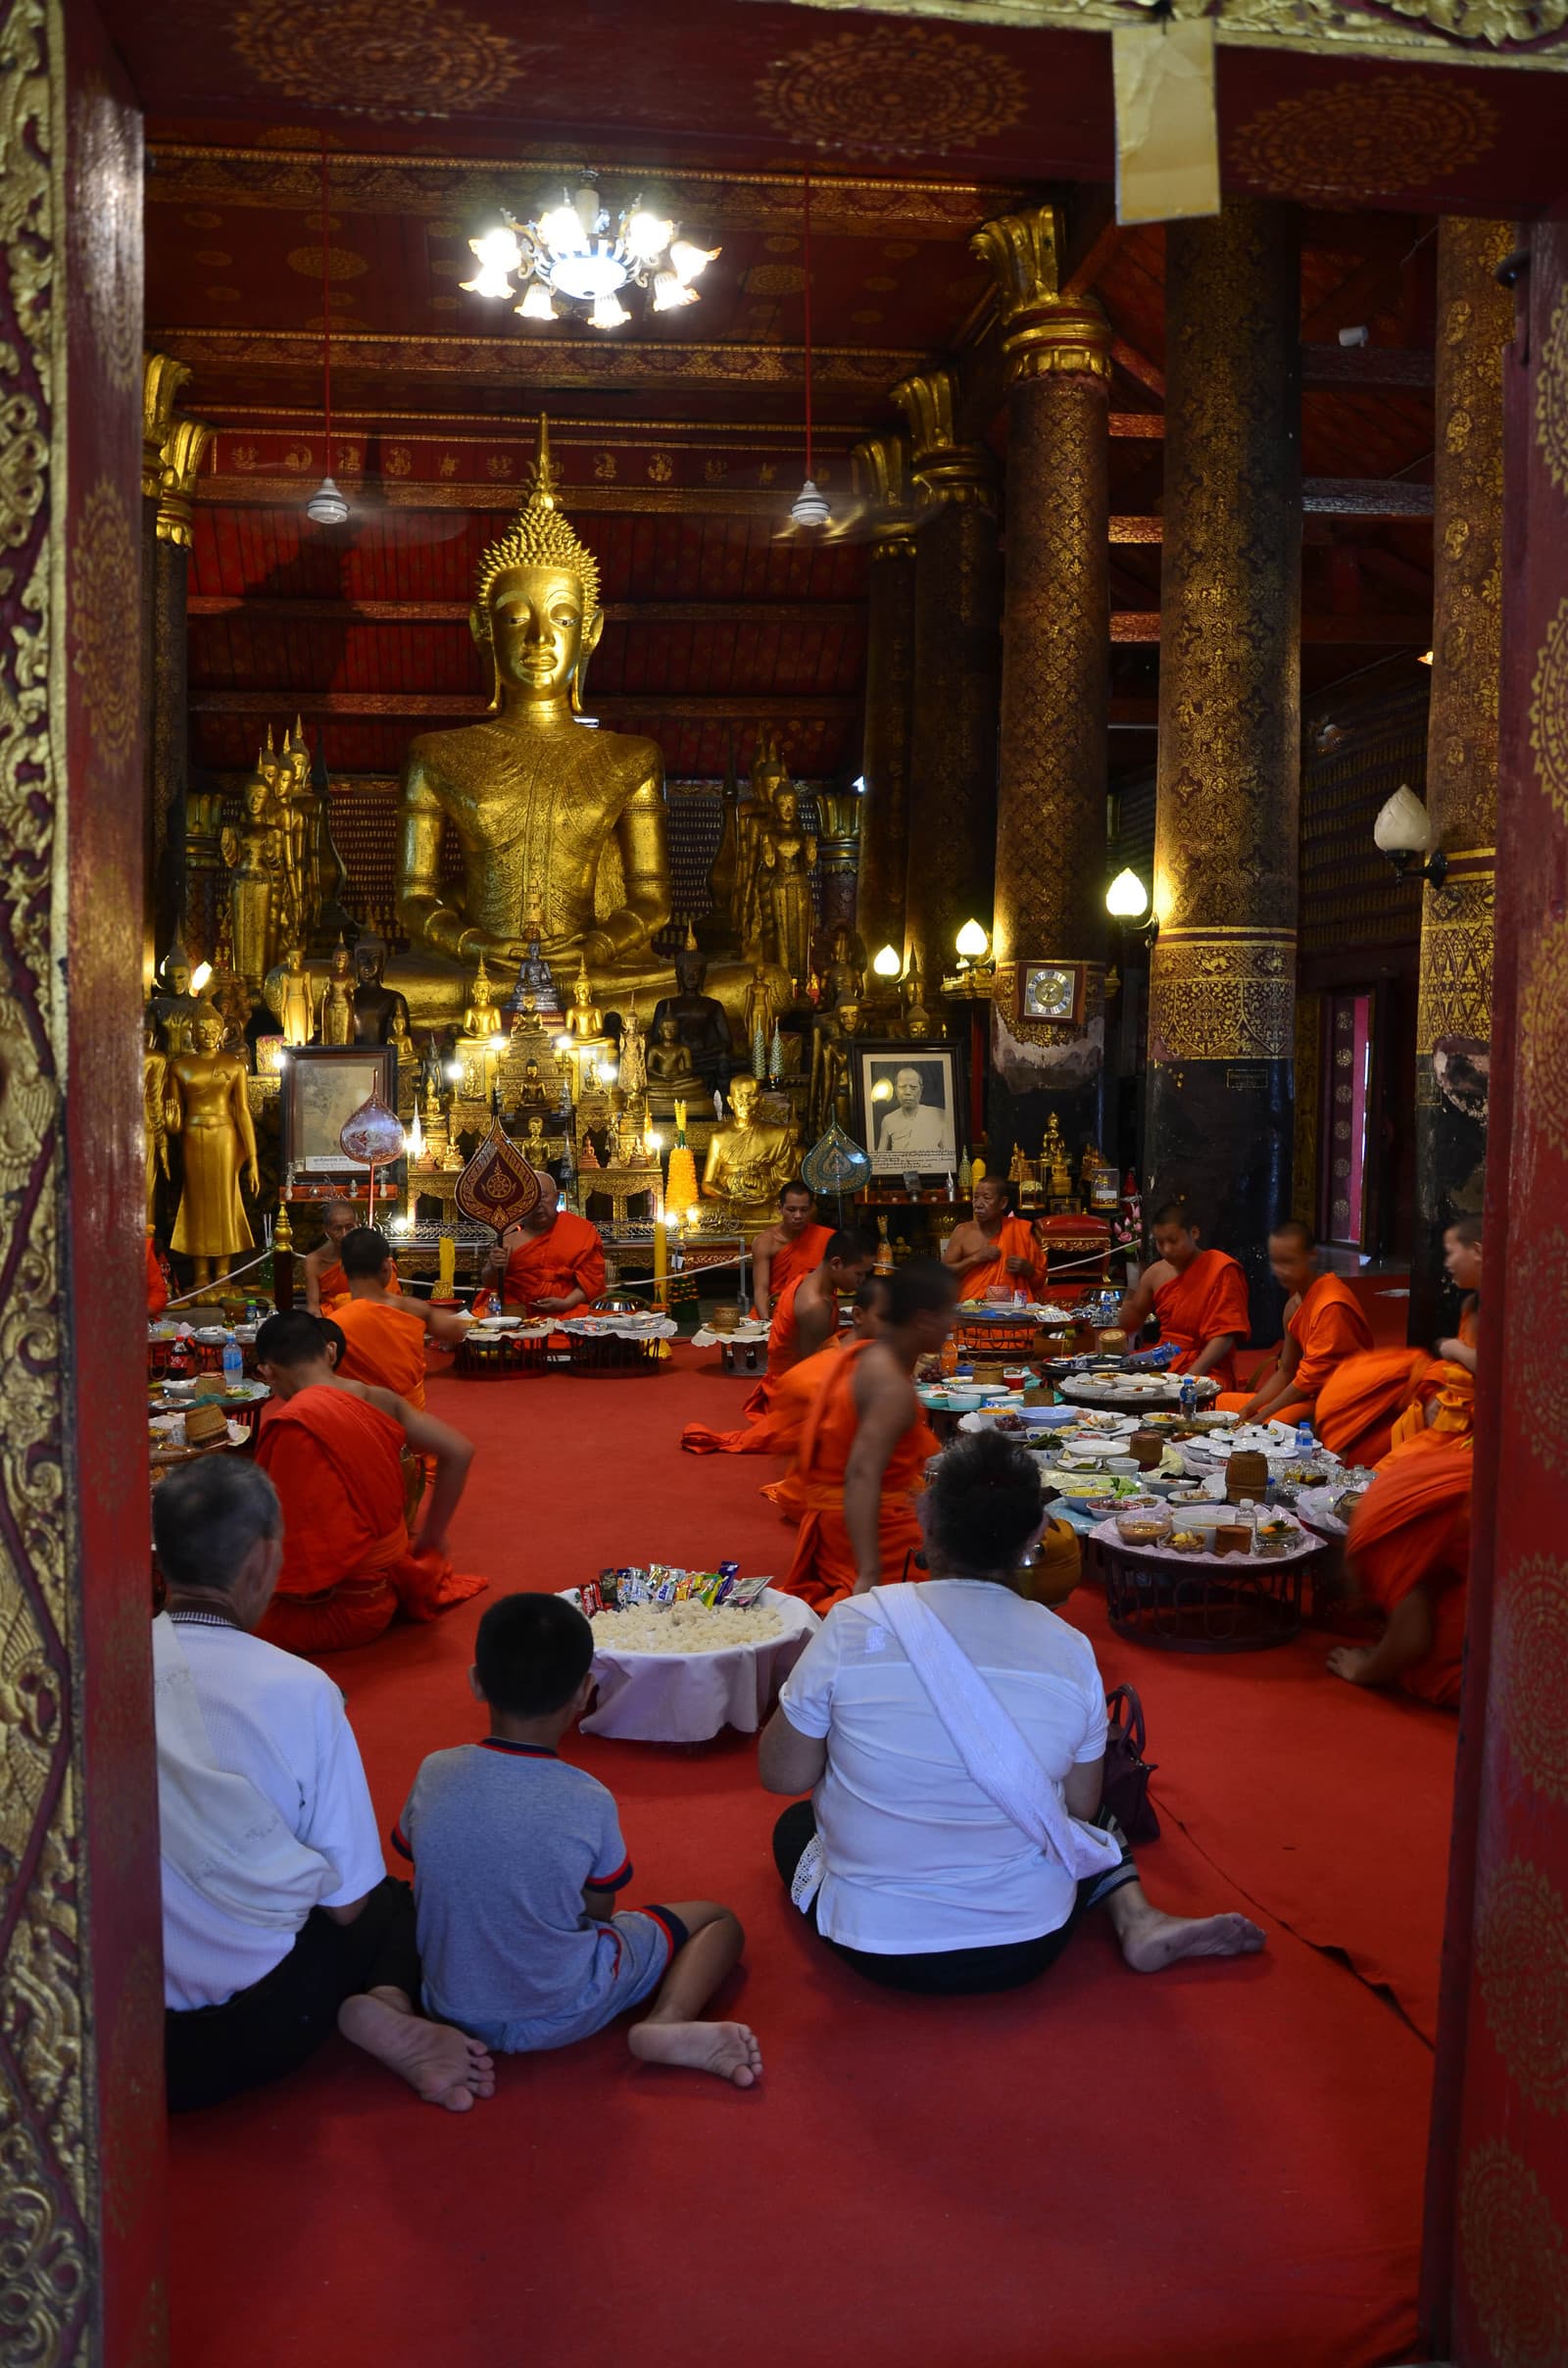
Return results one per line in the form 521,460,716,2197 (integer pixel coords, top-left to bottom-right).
1179,1376,1198,1419
221,1337,244,1393
1295,1418,1314,1456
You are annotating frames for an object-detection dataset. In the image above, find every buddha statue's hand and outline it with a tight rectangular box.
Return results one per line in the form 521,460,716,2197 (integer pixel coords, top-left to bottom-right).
245,1160,261,1195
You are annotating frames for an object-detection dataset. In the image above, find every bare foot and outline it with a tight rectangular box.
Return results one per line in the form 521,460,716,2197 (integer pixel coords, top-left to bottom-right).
1118,1909,1267,1974
628,2018,762,2088
338,1988,496,2110
1326,1644,1379,1686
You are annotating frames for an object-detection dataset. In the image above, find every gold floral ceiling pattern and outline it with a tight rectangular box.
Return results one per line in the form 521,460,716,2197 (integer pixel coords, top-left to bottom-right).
755,25,1029,157
1229,75,1498,202
230,0,530,119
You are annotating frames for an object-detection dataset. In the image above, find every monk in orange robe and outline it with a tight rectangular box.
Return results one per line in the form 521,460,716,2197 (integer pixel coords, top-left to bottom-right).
147,1236,170,1316
1316,1220,1482,1468
775,1260,956,1614
1328,1434,1472,1707
330,1226,468,1412
252,1309,485,1654
484,1175,606,1315
302,1198,404,1312
941,1175,1049,1302
1118,1203,1250,1392
750,1181,833,1318
684,1277,881,1459
741,1229,876,1420
1217,1223,1374,1422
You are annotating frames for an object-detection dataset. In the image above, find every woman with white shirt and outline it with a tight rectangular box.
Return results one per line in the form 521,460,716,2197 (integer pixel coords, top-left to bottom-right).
759,1430,1265,1995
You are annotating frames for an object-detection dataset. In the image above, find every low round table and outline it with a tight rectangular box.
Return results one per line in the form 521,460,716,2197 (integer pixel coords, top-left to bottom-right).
690,1321,770,1376
573,1588,820,1742
1088,1514,1328,1653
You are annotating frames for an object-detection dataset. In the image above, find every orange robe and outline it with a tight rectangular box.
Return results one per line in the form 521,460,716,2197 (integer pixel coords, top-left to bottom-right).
1387,1305,1479,1459
502,1211,606,1312
1347,1435,1472,1707
147,1240,169,1317
952,1214,1049,1304
765,1222,833,1307
683,1335,845,1458
318,1257,401,1310
1217,1271,1374,1419
741,1271,810,1419
1154,1250,1250,1392
774,1342,941,1614
1314,1348,1432,1468
331,1297,431,1410
254,1385,484,1653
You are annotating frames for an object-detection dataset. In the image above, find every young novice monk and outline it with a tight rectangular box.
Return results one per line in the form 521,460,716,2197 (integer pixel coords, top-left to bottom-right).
1219,1220,1373,1423
395,1593,761,2089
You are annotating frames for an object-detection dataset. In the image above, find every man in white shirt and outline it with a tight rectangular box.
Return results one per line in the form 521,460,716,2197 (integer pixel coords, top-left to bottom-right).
759,1429,1265,1994
876,1065,951,1159
154,1456,495,2114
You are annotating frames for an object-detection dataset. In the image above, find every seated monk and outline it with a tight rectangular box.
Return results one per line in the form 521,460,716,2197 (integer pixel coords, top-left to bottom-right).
749,1180,833,1319
252,1311,486,1655
331,1227,468,1412
942,1174,1048,1303
1327,1433,1473,1707
1314,1220,1482,1468
685,1278,879,1461
1117,1201,1250,1391
303,1199,403,1313
485,1175,606,1315
775,1260,956,1615
1217,1221,1373,1423
741,1227,876,1421
147,1235,170,1317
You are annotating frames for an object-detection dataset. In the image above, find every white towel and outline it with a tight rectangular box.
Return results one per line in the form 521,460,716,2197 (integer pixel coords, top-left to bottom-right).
152,1614,337,1929
863,1586,1123,1882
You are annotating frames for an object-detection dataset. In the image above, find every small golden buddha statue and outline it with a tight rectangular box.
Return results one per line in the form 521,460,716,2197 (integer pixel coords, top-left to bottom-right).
165,1002,259,1298
149,933,202,1054
565,954,605,1042
646,1015,699,1115
702,1073,796,1221
618,1001,648,1099
760,787,817,989
464,952,504,1039
1042,1113,1072,1200
320,934,355,1046
264,945,317,1048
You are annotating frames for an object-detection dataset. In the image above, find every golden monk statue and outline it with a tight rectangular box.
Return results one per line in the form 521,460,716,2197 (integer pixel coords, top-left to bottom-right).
396,419,668,980
701,1073,796,1222
165,1002,259,1297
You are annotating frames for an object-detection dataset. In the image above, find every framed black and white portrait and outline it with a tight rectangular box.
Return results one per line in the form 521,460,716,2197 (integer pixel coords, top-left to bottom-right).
855,1043,963,1177
281,1045,398,1176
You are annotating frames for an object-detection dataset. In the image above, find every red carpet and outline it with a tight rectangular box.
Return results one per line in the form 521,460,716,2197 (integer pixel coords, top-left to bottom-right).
167,1348,1441,2368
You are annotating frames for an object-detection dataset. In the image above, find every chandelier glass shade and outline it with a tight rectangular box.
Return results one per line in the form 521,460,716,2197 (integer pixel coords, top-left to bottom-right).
463,182,718,330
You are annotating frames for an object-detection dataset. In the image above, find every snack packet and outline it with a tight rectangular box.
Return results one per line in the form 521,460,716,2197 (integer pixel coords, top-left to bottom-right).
653,1569,680,1610
725,1572,772,1608
597,1569,621,1610
579,1579,604,1618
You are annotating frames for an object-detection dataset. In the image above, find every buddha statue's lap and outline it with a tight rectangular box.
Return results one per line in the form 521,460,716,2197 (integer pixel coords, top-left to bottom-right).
390,419,770,1035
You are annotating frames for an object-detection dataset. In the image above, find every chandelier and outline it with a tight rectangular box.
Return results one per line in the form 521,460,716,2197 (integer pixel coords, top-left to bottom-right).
462,181,719,331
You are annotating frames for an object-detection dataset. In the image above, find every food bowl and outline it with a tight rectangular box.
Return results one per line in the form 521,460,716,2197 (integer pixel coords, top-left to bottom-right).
945,1392,984,1412
1115,1506,1173,1548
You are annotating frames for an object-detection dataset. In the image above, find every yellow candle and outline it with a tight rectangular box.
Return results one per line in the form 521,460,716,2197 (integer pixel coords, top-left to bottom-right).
438,1234,456,1299
653,1212,668,1303
971,1157,986,1189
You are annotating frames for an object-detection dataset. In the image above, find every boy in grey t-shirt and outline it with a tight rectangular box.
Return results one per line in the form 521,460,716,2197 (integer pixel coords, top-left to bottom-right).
396,1593,761,2087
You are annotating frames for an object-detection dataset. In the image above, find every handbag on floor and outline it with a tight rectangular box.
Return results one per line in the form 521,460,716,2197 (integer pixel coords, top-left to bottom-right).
1102,1684,1159,1843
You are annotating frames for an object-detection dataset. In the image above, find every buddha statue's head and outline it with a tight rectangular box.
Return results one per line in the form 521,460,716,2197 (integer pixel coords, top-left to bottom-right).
728,1075,759,1125
242,767,270,820
471,419,603,716
674,948,708,999
190,1002,224,1056
355,936,386,987
158,934,192,1000
775,787,800,829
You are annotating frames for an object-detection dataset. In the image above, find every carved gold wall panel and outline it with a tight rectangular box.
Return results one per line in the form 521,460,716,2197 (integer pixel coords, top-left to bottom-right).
1518,917,1568,1155
1475,1856,1568,2117
1416,866,1495,1055
1531,594,1568,823
1148,931,1297,1062
1458,2141,1568,2368
1494,1553,1568,1801
1539,282,1568,499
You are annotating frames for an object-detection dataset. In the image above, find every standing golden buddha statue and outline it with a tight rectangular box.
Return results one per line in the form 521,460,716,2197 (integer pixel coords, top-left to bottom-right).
166,1002,259,1297
221,755,284,988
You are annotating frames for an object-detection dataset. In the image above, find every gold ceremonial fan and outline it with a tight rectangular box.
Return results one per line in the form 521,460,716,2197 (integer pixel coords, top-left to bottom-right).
455,1117,544,1238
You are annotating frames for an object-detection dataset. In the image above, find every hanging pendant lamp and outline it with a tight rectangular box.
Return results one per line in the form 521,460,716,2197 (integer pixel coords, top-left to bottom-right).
790,170,829,530
307,138,348,526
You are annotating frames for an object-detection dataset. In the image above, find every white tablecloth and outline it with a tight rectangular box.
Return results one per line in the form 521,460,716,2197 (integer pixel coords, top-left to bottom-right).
577,1588,820,1742
690,1322,770,1348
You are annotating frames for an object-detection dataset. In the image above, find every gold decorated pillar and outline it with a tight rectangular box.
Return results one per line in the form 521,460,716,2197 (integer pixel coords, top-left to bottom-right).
142,352,212,973
1146,202,1301,1323
1410,219,1512,1339
851,432,917,963
973,205,1111,1161
890,368,1002,995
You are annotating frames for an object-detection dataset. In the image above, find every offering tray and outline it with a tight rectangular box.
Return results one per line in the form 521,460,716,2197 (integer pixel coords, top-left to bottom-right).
564,1586,820,1743
1090,1511,1324,1653
1059,1368,1219,1410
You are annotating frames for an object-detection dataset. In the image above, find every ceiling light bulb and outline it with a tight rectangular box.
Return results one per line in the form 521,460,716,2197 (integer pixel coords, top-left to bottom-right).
306,474,348,525
1105,868,1151,919
517,281,557,321
1418,648,1434,666
652,271,700,312
624,209,673,263
955,919,990,961
539,202,587,254
791,478,830,529
669,239,719,285
461,263,516,299
591,292,630,330
468,225,523,272
873,944,902,978
572,183,603,235
1373,785,1432,856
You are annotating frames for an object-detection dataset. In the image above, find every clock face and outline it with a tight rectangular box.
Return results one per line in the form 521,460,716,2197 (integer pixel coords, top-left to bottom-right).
1023,965,1076,1020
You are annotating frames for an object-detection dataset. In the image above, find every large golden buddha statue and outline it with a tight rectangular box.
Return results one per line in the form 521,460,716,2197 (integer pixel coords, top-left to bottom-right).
397,421,670,1005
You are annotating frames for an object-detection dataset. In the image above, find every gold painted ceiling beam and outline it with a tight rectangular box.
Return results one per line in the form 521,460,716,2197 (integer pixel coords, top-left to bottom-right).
1110,612,1430,644
149,327,923,393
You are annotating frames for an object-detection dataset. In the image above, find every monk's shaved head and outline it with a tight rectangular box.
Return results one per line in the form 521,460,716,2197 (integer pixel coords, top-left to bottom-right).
254,1309,338,1370
340,1226,395,1279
